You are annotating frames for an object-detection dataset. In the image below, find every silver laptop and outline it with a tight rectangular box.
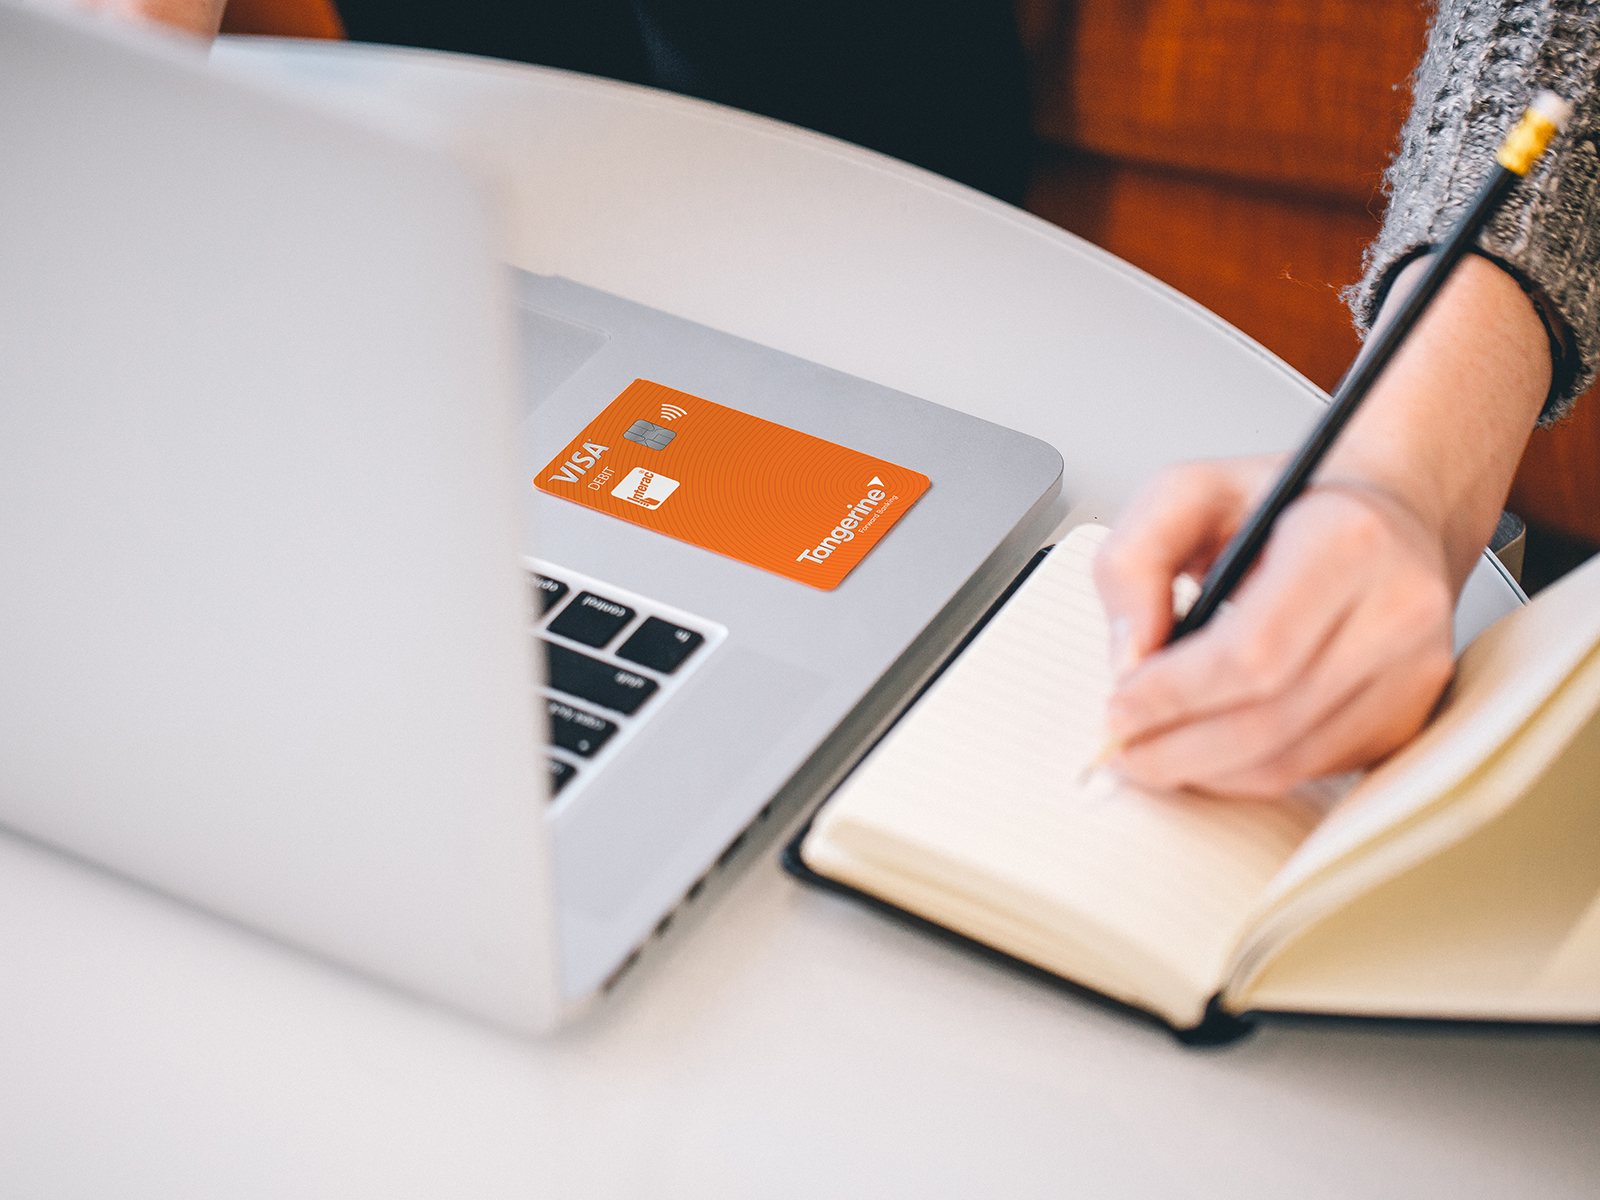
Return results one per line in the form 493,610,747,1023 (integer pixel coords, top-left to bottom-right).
0,3,1061,1032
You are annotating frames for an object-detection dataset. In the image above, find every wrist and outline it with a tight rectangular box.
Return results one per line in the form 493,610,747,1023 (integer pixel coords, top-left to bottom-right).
1317,254,1547,588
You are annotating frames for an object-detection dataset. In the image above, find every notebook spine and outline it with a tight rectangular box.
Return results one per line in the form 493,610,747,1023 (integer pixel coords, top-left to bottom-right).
1179,997,1256,1046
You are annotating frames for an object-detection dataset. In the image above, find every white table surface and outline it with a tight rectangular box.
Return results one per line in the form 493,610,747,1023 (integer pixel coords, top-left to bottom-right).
2,38,1593,1199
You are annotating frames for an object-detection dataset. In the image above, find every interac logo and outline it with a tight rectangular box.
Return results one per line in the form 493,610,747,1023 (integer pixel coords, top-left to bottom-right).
613,466,680,510
795,477,888,564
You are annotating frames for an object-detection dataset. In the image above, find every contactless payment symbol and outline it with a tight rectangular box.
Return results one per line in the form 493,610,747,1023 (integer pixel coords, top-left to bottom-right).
613,467,679,509
535,378,929,590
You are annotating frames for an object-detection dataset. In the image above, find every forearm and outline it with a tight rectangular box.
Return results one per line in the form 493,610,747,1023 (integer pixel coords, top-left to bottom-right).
1353,0,1600,420
1321,253,1549,592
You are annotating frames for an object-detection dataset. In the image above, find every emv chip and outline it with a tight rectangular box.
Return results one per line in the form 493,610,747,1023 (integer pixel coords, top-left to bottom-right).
623,418,676,451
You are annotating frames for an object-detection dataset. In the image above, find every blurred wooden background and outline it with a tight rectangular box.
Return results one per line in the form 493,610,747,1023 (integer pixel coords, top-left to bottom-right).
220,0,341,38
223,0,1599,559
1015,0,1599,560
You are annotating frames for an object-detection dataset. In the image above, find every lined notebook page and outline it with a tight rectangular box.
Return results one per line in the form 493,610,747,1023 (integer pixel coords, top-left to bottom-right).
805,525,1320,1026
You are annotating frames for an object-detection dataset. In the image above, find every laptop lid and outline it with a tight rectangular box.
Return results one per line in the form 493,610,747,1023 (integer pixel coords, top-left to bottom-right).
0,3,562,1033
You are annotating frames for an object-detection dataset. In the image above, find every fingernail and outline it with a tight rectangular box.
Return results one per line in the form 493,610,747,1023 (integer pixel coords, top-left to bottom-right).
1172,573,1202,621
1108,615,1138,679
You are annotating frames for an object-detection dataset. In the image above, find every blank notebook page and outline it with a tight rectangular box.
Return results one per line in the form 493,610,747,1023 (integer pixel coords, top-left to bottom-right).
808,525,1321,1020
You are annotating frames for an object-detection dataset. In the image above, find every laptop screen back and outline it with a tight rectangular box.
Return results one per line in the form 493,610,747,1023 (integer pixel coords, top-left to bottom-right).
0,3,562,1032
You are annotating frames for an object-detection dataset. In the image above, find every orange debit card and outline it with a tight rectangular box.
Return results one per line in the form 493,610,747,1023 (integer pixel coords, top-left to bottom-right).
535,379,930,590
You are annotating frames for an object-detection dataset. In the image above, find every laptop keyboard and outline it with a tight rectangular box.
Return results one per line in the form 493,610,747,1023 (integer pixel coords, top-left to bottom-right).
529,559,724,806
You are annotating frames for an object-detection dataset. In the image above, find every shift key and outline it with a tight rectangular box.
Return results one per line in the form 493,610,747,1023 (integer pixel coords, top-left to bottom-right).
543,641,659,715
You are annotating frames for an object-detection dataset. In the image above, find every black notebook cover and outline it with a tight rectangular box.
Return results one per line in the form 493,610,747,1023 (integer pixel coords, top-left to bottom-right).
780,816,1254,1045
780,545,1600,1048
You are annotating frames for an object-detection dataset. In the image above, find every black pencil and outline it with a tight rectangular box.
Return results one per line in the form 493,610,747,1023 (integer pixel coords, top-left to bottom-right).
1080,90,1571,780
1165,89,1572,644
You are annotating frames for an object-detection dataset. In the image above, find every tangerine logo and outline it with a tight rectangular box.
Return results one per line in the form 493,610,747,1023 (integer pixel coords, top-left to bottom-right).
612,466,680,509
796,480,888,564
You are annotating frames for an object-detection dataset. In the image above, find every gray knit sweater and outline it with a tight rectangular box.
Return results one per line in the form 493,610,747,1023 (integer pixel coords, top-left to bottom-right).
1351,0,1600,422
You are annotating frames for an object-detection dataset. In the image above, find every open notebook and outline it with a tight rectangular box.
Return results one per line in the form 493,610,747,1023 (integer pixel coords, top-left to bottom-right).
787,525,1600,1042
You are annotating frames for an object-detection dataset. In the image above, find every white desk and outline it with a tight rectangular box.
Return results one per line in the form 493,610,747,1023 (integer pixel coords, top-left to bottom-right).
2,40,1592,1199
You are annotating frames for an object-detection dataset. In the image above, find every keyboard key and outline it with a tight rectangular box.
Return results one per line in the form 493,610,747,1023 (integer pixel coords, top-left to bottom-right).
531,574,569,615
546,591,636,648
546,757,577,797
546,699,617,758
617,617,705,674
543,641,659,715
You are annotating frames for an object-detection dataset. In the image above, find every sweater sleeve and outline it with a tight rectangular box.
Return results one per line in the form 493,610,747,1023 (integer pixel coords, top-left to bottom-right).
1349,0,1600,422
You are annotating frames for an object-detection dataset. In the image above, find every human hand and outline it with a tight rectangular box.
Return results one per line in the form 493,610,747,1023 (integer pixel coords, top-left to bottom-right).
1093,456,1457,796
1089,253,1551,797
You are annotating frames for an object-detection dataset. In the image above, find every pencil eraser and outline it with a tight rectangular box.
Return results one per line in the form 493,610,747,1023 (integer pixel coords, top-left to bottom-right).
1532,90,1573,132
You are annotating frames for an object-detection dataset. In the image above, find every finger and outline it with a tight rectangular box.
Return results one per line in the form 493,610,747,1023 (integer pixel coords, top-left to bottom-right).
1095,458,1277,671
1111,542,1454,793
1191,639,1454,796
1104,505,1369,744
1112,623,1450,794
1112,607,1367,789
1104,477,1449,745
1213,557,1456,790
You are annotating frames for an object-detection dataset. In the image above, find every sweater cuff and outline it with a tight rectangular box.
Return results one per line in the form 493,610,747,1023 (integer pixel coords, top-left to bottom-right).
1349,243,1579,427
